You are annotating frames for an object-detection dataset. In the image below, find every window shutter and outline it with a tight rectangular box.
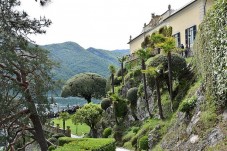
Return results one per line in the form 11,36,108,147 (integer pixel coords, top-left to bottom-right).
193,25,197,40
178,32,181,46
185,29,188,47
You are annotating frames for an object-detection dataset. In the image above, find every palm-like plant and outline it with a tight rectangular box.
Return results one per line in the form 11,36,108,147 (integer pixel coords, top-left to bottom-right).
158,36,176,112
118,56,127,85
108,65,116,94
136,48,152,117
59,112,70,133
142,66,164,119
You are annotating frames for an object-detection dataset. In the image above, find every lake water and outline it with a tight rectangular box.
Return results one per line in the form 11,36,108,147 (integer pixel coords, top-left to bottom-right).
49,97,100,113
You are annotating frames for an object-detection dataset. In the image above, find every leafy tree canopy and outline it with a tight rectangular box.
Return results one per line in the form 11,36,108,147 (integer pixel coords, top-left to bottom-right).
72,103,102,137
0,0,53,150
61,73,107,103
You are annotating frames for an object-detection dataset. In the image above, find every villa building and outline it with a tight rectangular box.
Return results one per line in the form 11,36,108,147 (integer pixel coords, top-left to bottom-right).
128,0,214,54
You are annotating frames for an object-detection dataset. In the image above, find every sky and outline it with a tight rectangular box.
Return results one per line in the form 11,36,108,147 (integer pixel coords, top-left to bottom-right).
20,0,192,50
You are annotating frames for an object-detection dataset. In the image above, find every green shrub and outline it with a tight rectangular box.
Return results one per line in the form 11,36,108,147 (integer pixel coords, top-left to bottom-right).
127,87,138,106
52,133,65,139
48,145,56,151
48,137,58,145
139,136,149,150
122,130,135,143
103,127,112,138
101,98,112,110
56,137,116,151
132,127,139,133
179,97,197,113
114,76,122,85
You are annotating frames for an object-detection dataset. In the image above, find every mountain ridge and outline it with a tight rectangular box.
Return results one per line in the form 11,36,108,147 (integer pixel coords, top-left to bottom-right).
42,41,129,81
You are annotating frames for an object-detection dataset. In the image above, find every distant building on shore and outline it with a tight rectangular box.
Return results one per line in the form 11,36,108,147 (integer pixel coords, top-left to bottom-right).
128,0,214,54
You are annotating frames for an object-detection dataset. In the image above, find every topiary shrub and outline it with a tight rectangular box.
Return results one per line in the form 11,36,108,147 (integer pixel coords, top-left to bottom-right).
126,87,138,106
139,136,149,151
101,98,112,110
179,97,197,114
111,95,128,118
103,127,112,138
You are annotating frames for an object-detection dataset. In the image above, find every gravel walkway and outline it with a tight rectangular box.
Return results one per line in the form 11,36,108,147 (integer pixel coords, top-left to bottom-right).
116,147,131,151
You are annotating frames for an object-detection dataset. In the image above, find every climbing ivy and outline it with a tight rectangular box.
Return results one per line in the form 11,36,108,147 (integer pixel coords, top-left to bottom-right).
193,0,227,107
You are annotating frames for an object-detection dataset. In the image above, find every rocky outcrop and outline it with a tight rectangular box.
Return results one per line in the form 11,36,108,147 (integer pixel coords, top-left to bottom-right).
136,87,155,121
159,88,226,151
148,125,161,149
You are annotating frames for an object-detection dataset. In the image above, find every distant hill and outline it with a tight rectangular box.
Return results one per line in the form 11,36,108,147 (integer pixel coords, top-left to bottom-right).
42,42,129,81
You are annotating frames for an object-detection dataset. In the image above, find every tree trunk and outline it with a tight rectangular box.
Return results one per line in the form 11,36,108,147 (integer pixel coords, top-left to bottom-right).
29,113,48,151
85,96,92,103
90,125,98,138
155,77,164,119
121,62,124,85
63,119,65,133
111,74,115,94
142,59,152,117
24,89,48,151
167,52,174,112
113,102,119,125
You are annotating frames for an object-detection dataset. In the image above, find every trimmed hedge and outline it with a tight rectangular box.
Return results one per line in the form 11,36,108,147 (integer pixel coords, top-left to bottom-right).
56,137,116,151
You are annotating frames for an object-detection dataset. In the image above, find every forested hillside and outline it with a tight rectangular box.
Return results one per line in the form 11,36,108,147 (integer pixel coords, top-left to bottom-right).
42,42,129,80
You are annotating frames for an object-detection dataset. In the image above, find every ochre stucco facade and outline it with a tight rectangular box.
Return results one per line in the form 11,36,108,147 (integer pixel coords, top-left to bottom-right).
128,0,214,54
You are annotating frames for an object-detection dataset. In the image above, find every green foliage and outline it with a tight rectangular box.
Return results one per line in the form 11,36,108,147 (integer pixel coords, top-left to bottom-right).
158,26,172,37
111,95,128,118
179,97,197,113
103,127,112,138
48,145,57,151
146,54,187,80
127,87,138,106
139,136,149,150
59,112,70,121
61,73,106,103
114,76,122,85
122,131,136,143
124,65,142,86
117,68,127,77
72,103,102,128
56,137,116,151
48,137,58,145
132,127,140,133
108,65,116,74
101,98,112,110
193,0,227,106
137,83,144,97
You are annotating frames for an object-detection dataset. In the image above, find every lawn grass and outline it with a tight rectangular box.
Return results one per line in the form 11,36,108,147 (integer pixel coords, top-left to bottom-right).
52,118,90,136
